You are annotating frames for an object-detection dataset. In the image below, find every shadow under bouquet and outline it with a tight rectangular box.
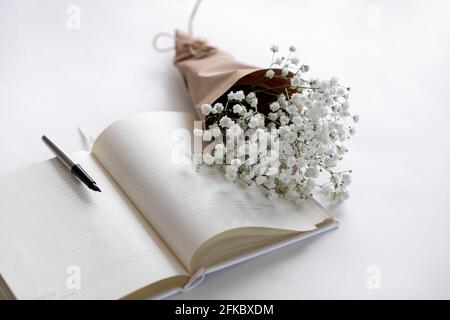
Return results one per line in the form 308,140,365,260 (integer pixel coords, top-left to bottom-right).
174,31,358,206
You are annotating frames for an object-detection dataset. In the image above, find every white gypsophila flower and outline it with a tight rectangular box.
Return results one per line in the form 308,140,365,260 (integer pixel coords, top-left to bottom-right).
336,88,345,97
248,116,260,129
320,80,330,90
301,65,310,72
256,114,265,127
246,92,258,108
265,69,275,79
321,185,333,197
197,46,356,207
305,166,319,178
233,104,244,115
342,101,349,111
234,90,245,101
342,173,352,186
289,45,296,52
225,165,238,181
290,93,304,107
214,144,225,159
330,76,339,86
270,45,279,52
201,104,212,115
230,158,241,167
292,116,302,126
279,115,289,125
202,130,212,141
219,116,233,128
269,102,280,112
278,94,288,108
286,104,297,114
268,112,279,121
290,56,299,65
291,75,302,87
309,100,327,121
214,103,224,113
203,153,215,165
246,92,256,100
227,90,245,101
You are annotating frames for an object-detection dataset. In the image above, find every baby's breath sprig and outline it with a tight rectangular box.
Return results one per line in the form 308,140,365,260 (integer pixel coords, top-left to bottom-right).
197,46,358,206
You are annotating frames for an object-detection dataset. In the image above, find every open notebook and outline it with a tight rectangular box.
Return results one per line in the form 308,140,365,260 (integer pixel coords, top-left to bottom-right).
0,111,338,300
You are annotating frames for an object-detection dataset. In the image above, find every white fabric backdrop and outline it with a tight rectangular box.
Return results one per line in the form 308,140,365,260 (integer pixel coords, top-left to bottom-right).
1,0,449,299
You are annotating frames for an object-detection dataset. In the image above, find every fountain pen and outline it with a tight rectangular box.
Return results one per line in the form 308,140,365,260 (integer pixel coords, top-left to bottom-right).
41,135,101,192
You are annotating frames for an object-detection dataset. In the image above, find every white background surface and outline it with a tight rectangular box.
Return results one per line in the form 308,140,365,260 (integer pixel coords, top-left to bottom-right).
1,0,450,299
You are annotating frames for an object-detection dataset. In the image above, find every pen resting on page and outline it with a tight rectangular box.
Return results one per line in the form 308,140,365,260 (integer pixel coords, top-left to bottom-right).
41,135,101,192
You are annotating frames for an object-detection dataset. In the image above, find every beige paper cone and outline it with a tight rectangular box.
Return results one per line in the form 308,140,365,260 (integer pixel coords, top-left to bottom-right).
174,31,257,121
174,31,290,123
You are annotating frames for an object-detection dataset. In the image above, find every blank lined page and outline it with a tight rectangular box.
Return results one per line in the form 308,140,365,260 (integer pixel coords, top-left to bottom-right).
93,112,333,271
0,152,188,299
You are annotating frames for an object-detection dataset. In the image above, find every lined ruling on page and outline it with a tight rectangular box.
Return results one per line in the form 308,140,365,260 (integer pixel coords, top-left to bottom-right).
0,152,187,299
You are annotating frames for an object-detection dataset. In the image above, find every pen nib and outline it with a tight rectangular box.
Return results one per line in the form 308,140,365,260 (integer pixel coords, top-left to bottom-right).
90,183,102,192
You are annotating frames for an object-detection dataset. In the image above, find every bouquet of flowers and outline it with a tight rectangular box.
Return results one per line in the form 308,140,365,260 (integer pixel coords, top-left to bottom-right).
174,31,358,206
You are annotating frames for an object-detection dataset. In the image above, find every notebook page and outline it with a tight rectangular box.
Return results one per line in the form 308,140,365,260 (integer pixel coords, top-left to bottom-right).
0,152,188,299
92,112,332,271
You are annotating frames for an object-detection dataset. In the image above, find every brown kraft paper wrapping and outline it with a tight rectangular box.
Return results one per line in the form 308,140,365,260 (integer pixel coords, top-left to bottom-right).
174,31,289,123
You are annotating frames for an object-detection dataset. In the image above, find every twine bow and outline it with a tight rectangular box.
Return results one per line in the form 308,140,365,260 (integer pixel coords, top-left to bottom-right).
174,31,217,63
